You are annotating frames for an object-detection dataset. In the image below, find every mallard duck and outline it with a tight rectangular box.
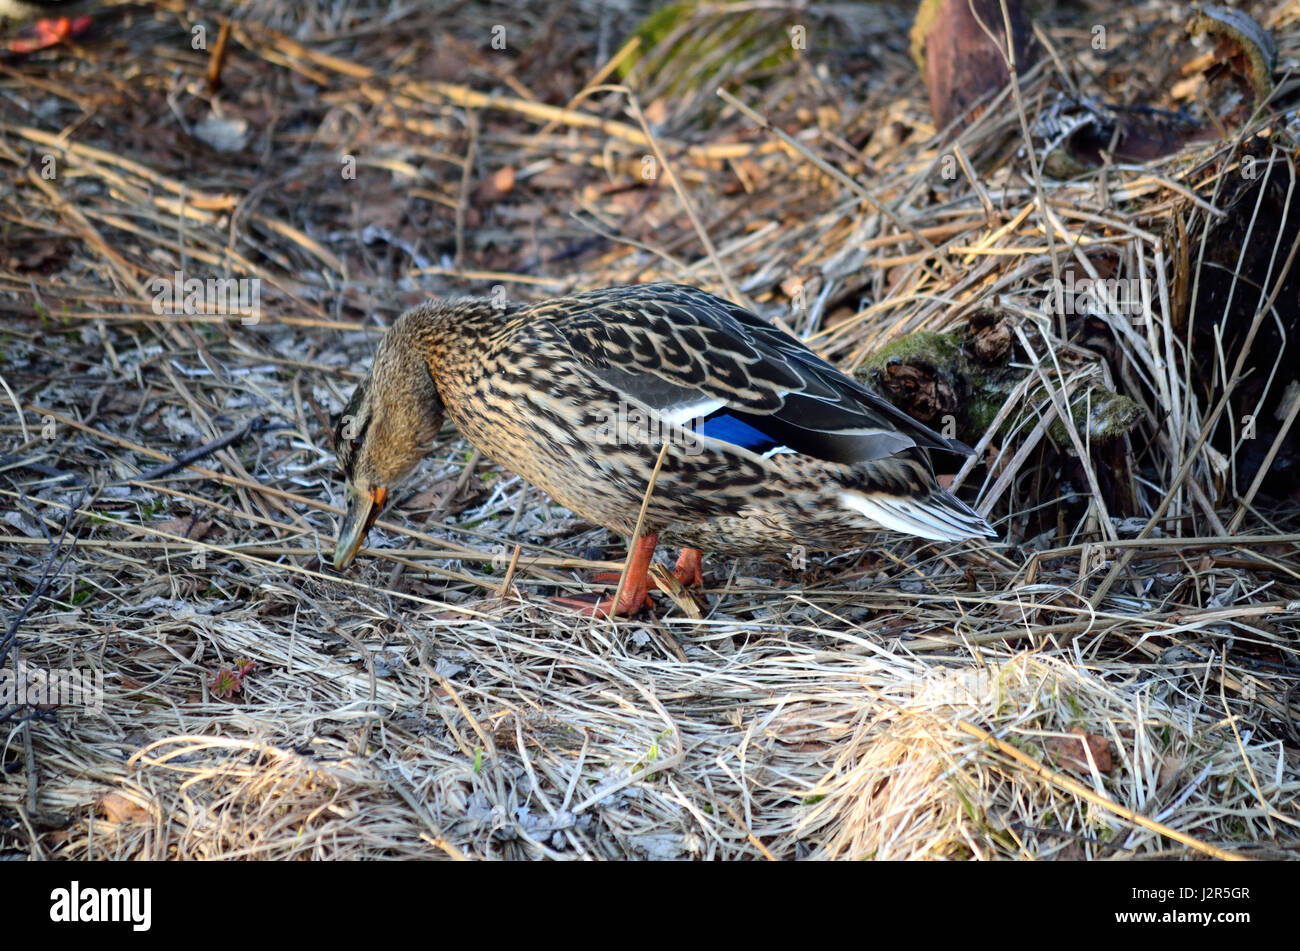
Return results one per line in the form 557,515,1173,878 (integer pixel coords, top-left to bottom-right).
0,0,92,53
332,283,994,615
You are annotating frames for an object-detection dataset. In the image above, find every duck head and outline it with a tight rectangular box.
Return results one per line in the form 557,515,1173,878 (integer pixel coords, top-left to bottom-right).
332,312,446,569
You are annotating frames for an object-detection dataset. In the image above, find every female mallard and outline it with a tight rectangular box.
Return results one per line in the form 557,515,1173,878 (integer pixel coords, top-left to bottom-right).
332,283,994,615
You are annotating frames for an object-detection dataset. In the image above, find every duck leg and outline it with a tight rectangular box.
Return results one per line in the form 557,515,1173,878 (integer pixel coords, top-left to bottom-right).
553,538,705,618
8,15,93,54
554,532,662,618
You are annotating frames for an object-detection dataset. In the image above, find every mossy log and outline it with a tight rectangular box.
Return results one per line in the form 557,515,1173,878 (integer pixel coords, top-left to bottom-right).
854,311,1141,451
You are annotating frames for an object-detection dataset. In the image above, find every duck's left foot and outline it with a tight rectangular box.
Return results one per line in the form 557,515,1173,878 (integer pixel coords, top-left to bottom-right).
553,532,668,618
552,578,655,618
552,537,706,618
8,15,92,54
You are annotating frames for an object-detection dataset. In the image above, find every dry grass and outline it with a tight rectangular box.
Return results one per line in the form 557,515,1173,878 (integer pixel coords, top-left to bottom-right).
1,0,1298,859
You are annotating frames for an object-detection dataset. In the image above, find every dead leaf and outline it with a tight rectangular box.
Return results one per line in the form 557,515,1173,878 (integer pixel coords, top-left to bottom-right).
1157,754,1184,789
1044,728,1113,774
528,164,583,190
154,518,214,540
430,34,475,81
401,486,449,509
97,792,150,824
477,166,516,204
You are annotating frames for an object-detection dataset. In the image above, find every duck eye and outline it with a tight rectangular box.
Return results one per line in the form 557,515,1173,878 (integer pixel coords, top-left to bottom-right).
351,436,363,451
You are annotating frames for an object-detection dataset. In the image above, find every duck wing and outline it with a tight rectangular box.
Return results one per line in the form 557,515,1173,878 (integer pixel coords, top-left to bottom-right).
538,283,969,466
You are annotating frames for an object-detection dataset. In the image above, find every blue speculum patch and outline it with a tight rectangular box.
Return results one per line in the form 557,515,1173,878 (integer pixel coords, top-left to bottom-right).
695,412,783,455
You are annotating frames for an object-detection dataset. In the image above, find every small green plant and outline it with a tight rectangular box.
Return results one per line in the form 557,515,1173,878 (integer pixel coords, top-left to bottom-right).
209,657,257,699
632,729,674,777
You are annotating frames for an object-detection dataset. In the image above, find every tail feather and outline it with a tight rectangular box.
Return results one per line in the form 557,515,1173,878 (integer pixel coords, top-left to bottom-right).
839,489,995,542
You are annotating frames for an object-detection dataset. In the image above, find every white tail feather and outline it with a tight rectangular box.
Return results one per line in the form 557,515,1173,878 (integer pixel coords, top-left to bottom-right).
839,490,994,541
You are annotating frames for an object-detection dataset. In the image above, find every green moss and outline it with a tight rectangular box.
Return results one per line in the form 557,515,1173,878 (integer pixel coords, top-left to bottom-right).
854,322,1141,451
622,0,692,68
858,330,963,376
1045,389,1142,446
909,0,946,70
967,389,1006,437
617,0,796,94
856,329,988,443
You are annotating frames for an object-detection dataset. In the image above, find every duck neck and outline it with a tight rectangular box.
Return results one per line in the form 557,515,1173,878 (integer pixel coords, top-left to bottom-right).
398,298,512,389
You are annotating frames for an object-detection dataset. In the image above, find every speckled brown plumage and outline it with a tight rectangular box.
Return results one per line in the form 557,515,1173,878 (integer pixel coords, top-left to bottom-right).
331,284,995,604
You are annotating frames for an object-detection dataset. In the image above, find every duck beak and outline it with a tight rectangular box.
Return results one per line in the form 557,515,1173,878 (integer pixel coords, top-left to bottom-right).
333,483,387,570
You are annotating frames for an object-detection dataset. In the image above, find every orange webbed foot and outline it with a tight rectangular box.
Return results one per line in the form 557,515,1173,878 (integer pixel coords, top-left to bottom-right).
551,585,654,619
553,533,664,618
670,547,704,588
8,16,92,54
552,538,705,618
